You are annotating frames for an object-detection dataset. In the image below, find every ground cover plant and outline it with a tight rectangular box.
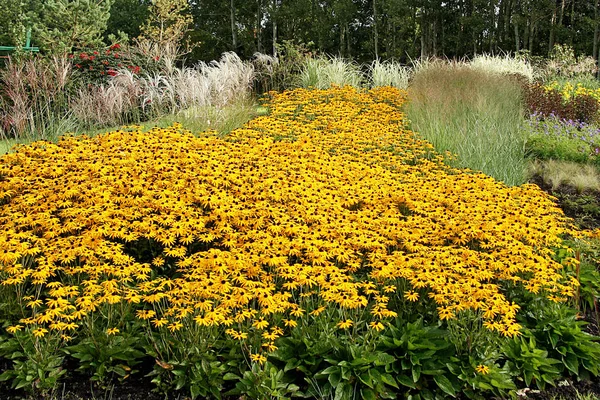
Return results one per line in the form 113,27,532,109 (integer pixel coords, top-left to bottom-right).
0,86,599,399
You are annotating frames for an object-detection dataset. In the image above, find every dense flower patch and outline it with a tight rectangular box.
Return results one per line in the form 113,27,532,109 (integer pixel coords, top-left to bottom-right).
0,86,589,397
545,81,600,103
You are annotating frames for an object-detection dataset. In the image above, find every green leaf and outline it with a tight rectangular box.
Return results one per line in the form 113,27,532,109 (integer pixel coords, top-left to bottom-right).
412,365,421,383
433,374,456,397
374,353,396,366
328,371,341,387
223,372,240,381
321,366,339,375
361,388,376,400
564,353,579,376
190,384,201,399
359,372,373,388
397,374,416,388
335,382,347,400
380,373,399,389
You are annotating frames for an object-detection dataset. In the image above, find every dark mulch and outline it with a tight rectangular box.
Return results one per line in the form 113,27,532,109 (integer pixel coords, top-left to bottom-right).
529,175,600,231
524,379,600,400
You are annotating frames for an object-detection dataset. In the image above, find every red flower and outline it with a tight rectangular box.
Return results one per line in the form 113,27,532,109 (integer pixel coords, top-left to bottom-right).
154,56,160,61
109,43,121,50
89,56,95,61
114,53,119,58
107,69,118,77
68,54,74,59
75,64,81,68
93,51,99,55
132,66,141,74
79,53,88,59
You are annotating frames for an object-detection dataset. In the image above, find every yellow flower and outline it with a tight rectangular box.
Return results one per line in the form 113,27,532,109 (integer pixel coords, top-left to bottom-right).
283,319,297,328
167,322,183,332
476,365,490,375
250,353,267,364
252,318,269,330
310,306,326,316
336,319,354,329
32,328,48,338
106,327,120,335
6,325,23,334
151,318,168,328
369,321,385,331
404,290,419,302
262,341,278,352
225,329,248,340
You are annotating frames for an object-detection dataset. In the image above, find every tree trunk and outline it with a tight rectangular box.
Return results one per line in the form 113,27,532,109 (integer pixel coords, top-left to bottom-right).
594,0,599,62
433,17,437,56
514,17,520,52
373,0,379,59
420,7,427,58
489,1,495,53
230,0,238,50
346,23,351,56
569,0,575,46
558,0,566,27
272,0,277,56
504,0,513,45
340,24,344,56
549,1,557,53
528,22,535,53
256,0,263,53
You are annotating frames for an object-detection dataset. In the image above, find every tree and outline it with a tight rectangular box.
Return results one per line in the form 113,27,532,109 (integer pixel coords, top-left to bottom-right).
35,0,114,53
105,0,151,41
0,0,29,47
139,0,192,48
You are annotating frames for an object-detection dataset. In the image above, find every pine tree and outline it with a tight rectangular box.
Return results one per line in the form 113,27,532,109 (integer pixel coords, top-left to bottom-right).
35,0,114,53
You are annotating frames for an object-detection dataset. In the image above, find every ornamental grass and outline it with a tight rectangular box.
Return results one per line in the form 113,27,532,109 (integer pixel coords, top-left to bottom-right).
0,86,588,396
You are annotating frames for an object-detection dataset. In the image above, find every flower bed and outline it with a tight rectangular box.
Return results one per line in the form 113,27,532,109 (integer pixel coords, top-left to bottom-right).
0,86,597,399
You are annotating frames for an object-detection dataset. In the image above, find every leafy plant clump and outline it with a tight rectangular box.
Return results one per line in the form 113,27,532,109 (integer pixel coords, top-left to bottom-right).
0,86,596,399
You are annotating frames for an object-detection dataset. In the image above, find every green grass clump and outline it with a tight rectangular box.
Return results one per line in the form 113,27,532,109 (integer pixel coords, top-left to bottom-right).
406,62,527,186
528,159,600,193
369,60,410,89
297,56,363,89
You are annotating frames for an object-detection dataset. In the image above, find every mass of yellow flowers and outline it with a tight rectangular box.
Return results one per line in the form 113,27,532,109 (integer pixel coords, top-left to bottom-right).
545,81,600,102
0,86,579,348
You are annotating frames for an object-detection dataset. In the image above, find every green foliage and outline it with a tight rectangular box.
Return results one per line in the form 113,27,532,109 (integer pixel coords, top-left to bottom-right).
35,0,114,54
142,327,243,399
526,135,592,165
519,302,600,381
138,0,192,49
0,332,66,394
254,40,313,93
63,333,145,384
503,335,562,389
269,328,332,380
225,363,301,400
379,319,460,398
104,0,151,41
451,361,516,400
0,0,29,47
313,343,398,400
